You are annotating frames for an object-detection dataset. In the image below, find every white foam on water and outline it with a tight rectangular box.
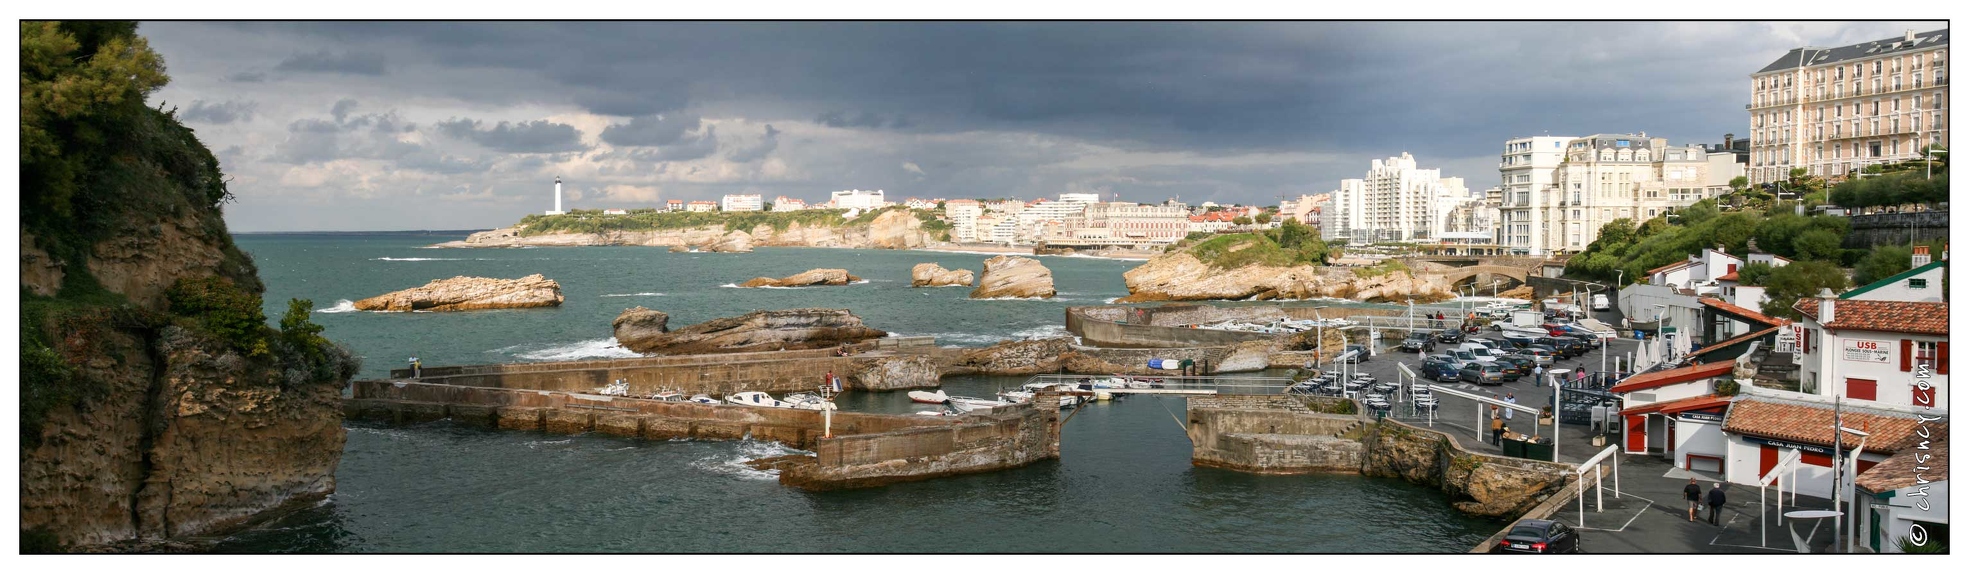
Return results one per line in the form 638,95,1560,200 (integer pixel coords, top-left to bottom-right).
372,257,472,261
315,300,359,313
597,292,665,298
889,332,1008,346
1012,325,1069,339
691,439,812,480
510,338,642,361
524,438,575,449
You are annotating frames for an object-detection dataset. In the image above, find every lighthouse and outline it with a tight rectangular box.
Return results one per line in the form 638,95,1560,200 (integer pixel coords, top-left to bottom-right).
545,176,565,216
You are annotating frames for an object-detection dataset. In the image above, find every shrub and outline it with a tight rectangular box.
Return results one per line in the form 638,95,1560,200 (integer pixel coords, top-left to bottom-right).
165,276,268,356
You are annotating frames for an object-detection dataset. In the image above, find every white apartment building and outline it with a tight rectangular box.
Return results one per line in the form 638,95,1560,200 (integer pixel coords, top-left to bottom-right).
1501,134,1735,255
771,196,808,211
1497,136,1573,254
686,200,716,212
1322,153,1471,243
1015,199,1089,241
720,194,763,212
943,199,984,242
1748,29,1949,185
1058,192,1102,204
830,189,889,210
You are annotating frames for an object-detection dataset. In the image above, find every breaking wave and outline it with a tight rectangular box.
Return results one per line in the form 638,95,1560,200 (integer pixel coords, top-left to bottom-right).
502,338,642,361
597,292,665,298
690,439,811,480
315,300,359,313
371,257,488,261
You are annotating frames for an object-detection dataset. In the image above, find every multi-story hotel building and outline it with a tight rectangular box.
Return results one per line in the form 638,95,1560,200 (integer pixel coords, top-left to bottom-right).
1321,153,1471,243
1748,28,1948,185
942,199,983,242
1496,134,1740,255
720,194,763,212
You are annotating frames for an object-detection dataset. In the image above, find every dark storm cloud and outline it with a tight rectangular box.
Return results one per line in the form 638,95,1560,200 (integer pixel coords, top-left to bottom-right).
816,111,890,129
224,71,265,83
275,50,387,76
273,109,423,164
726,124,780,163
599,114,702,147
434,118,588,153
180,99,257,124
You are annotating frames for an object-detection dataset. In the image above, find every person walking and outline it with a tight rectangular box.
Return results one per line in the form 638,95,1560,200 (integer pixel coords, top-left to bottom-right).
1534,364,1546,387
1683,478,1702,522
1707,483,1728,525
1504,393,1517,423
1489,408,1505,445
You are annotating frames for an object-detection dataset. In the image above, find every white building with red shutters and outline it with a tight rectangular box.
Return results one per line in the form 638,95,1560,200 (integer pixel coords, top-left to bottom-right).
1790,246,1948,408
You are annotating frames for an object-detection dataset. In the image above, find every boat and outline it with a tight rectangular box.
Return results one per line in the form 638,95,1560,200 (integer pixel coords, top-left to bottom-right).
651,390,687,402
907,390,950,404
782,392,837,411
998,390,1034,404
1093,390,1114,402
1089,377,1129,389
725,391,794,408
915,409,959,417
946,396,1011,413
1126,380,1151,389
687,394,720,405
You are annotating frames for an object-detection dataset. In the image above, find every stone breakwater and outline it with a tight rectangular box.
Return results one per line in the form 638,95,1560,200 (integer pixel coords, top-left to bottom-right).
612,307,888,355
354,274,565,312
1184,395,1571,518
433,209,931,251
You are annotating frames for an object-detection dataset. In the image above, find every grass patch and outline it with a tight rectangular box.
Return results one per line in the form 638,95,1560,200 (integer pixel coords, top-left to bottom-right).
1351,258,1410,279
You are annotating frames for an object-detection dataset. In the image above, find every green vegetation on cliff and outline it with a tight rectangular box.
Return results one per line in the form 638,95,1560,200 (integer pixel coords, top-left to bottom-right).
1178,221,1331,270
517,208,853,236
18,22,356,450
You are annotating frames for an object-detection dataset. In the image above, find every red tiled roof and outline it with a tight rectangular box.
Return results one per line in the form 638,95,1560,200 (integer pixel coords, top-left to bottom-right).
1622,394,1732,416
1716,271,1739,282
1698,297,1788,328
1722,396,1943,455
1610,361,1736,394
1857,439,1948,494
1686,325,1785,359
1794,298,1947,335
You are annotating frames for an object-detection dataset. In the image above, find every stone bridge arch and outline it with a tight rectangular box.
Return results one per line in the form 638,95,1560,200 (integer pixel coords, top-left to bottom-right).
1432,264,1531,290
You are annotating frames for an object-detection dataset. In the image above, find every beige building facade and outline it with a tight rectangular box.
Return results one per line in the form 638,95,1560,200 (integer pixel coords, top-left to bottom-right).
1748,28,1948,185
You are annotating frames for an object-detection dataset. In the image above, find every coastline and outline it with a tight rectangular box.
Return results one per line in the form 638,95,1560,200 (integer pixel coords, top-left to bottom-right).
912,243,1157,261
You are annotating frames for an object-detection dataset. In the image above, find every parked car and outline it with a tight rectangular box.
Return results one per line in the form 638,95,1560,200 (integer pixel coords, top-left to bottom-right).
1436,328,1465,344
1493,355,1534,380
1535,337,1584,358
1519,346,1557,366
1501,335,1539,349
1428,353,1472,372
1591,294,1611,311
1422,361,1462,383
1400,332,1434,353
1559,334,1603,350
1494,519,1582,554
1342,344,1371,364
1459,362,1506,385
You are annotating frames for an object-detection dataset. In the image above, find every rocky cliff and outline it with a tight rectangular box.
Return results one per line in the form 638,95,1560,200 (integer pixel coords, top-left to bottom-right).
910,263,974,287
19,22,352,551
612,308,889,355
353,274,565,312
969,255,1056,299
436,207,933,251
737,268,862,288
1118,251,1455,303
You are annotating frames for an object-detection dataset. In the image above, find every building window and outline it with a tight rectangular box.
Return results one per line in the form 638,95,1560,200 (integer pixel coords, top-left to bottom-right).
1915,340,1939,371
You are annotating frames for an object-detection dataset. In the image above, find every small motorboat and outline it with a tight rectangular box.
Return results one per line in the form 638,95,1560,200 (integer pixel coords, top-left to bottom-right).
1126,380,1151,389
998,390,1035,404
908,390,951,404
1093,390,1114,402
946,396,1011,413
783,392,837,411
915,409,959,417
687,394,720,405
1089,377,1129,389
725,391,794,408
650,390,687,402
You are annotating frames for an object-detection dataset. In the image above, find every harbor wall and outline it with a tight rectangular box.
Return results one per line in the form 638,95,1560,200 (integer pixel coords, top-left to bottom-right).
766,399,1061,490
1066,304,1400,349
379,347,940,397
1066,306,1278,348
1360,420,1574,518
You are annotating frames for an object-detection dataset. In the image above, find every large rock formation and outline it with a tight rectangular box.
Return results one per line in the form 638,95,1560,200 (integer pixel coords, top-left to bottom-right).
1361,421,1570,517
910,263,974,287
610,307,672,352
353,274,565,312
21,28,352,550
866,208,928,250
697,230,754,253
969,255,1056,299
433,207,936,250
737,268,862,288
614,308,889,355
1118,250,1455,303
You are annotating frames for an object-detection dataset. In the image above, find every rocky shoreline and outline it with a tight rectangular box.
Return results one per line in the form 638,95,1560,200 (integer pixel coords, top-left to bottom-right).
354,274,565,312
1119,251,1456,303
432,209,931,251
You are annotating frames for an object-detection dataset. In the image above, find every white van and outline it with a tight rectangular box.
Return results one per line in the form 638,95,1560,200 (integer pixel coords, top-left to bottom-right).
1454,343,1500,364
1591,294,1610,311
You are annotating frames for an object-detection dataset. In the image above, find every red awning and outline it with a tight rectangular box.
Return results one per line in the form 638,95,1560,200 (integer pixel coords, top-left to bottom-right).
1621,394,1732,416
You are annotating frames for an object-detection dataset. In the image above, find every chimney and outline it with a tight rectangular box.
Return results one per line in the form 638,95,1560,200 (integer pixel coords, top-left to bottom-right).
1907,30,1917,43
1724,133,1734,150
1818,288,1838,324
1912,245,1932,267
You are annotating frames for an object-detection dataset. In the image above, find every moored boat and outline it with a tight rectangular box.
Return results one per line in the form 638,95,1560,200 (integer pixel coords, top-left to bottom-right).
725,391,794,408
783,391,837,411
908,389,950,404
945,396,1010,413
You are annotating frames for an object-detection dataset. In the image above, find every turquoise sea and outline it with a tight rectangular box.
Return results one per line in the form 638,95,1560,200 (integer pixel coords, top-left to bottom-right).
213,232,1499,552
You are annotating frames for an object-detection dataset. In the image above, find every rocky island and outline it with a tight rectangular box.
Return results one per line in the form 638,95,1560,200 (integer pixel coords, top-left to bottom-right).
737,268,862,288
969,255,1056,299
1119,231,1455,303
612,307,889,355
19,22,354,551
353,274,566,311
910,263,974,287
433,206,941,251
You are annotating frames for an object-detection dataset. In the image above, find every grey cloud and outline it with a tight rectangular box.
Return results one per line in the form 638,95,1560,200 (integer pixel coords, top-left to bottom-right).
224,71,266,83
652,126,719,161
273,110,423,164
599,114,701,147
726,124,780,162
276,50,387,76
180,99,258,124
396,149,484,175
435,118,588,153
332,98,359,122
817,111,890,129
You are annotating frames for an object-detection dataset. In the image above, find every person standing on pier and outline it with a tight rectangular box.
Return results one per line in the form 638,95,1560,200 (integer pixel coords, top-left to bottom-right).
1503,393,1516,423
1683,478,1702,522
1489,408,1505,445
1706,483,1727,525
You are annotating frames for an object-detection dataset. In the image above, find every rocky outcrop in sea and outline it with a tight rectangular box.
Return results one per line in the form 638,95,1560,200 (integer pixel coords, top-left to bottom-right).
613,307,889,355
969,255,1055,299
697,230,753,253
737,268,862,288
910,263,974,287
353,274,565,312
1118,251,1455,303
432,207,933,250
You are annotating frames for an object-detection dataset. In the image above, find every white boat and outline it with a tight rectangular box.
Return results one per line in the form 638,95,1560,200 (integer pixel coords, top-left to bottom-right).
1089,377,1129,389
651,390,687,402
907,390,950,404
687,394,720,405
782,392,837,411
725,391,794,408
1126,380,1151,389
915,409,959,417
1093,390,1114,402
945,396,1010,413
998,390,1034,404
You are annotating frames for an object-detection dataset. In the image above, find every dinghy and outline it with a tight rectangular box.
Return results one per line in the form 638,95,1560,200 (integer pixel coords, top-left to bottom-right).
907,390,950,404
725,391,794,408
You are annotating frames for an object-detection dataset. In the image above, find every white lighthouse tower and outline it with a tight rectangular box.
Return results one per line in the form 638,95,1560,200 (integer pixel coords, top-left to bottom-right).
545,176,565,215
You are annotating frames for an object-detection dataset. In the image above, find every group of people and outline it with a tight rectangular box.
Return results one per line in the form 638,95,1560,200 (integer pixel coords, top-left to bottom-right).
1486,393,1519,445
1684,478,1729,525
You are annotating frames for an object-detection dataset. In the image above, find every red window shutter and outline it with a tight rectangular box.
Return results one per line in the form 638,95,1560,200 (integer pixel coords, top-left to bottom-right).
1729,263,1739,274
1801,452,1833,467
1846,378,1877,401
1857,458,1879,476
1940,342,1949,375
1913,385,1936,407
1901,339,1914,372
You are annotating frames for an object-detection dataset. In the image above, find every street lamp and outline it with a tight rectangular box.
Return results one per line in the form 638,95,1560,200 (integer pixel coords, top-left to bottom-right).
1926,148,1947,180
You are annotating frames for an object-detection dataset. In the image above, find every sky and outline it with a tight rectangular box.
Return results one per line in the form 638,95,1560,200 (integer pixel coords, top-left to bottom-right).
138,21,1945,232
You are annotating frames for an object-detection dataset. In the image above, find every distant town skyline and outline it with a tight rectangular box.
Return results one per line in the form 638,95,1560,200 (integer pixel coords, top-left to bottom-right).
141,21,1941,231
